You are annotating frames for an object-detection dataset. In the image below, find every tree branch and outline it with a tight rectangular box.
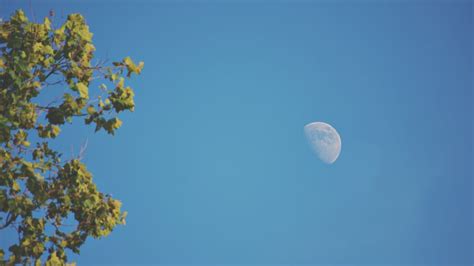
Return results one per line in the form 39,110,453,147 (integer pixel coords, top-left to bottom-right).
0,212,16,230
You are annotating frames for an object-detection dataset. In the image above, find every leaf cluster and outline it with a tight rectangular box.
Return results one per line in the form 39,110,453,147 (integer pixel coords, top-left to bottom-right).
0,10,143,265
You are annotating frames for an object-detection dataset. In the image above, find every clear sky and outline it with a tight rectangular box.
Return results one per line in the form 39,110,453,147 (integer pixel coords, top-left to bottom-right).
1,0,473,264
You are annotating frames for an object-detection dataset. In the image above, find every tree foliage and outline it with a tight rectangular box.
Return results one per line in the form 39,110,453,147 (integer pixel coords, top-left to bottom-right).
0,10,143,265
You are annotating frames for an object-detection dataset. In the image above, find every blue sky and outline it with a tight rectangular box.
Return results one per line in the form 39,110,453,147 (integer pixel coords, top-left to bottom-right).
1,0,472,264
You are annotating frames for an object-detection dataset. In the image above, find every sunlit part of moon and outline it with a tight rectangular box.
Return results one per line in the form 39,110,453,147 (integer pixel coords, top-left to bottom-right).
304,122,341,164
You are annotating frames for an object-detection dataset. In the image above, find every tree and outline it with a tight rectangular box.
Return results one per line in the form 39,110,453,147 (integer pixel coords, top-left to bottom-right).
0,9,143,265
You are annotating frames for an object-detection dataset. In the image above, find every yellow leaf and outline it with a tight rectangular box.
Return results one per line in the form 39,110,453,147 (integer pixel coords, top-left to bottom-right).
137,61,144,73
87,105,95,115
76,82,89,99
50,125,61,138
45,252,62,266
42,45,54,55
22,239,31,247
33,43,44,52
12,181,20,192
43,17,51,30
123,57,134,68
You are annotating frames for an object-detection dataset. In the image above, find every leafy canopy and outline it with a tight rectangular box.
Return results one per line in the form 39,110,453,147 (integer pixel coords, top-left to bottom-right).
0,10,143,265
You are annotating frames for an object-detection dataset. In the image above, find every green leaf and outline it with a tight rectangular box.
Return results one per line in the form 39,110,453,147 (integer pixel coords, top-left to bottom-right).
46,108,65,125
104,117,122,135
38,124,61,138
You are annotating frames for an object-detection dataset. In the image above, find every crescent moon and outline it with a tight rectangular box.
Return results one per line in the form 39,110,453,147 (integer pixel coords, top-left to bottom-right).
304,122,342,164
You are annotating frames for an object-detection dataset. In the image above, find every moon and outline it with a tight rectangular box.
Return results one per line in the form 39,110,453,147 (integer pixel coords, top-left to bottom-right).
304,122,341,164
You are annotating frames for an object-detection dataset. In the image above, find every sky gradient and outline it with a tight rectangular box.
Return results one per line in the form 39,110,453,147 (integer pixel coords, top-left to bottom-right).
1,0,473,264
